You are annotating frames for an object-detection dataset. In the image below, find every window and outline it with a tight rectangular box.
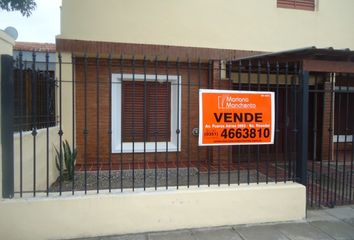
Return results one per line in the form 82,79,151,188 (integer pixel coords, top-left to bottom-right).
277,0,315,11
333,86,354,143
13,69,56,132
122,81,171,142
112,74,181,153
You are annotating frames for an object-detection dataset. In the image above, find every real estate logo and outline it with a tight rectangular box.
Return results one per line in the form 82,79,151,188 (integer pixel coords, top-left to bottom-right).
217,95,256,109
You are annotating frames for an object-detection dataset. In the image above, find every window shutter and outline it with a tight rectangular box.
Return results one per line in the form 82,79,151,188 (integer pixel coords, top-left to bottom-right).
277,0,315,11
122,81,145,142
122,81,171,142
147,82,171,142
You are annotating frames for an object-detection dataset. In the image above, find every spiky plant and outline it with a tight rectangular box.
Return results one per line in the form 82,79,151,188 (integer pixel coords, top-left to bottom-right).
55,140,77,181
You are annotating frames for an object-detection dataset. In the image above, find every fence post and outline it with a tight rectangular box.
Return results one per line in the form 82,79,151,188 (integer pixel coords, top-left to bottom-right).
297,70,309,186
1,55,14,198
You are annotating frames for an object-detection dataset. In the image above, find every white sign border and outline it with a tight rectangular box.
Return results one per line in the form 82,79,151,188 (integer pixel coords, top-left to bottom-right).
198,89,275,146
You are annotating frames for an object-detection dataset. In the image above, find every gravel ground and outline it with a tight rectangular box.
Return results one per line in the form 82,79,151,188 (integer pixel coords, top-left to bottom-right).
50,168,268,192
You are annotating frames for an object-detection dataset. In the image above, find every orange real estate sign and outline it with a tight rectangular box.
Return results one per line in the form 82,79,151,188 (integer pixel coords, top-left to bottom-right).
199,89,275,146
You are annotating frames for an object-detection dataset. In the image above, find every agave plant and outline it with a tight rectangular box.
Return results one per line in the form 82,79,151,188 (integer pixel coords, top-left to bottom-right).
55,140,77,181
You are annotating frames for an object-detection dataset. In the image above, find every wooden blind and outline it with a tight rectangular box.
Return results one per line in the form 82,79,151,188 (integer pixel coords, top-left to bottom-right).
277,0,315,11
122,81,171,142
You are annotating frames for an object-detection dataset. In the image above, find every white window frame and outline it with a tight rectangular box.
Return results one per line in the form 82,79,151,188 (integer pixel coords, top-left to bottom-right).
112,73,182,153
333,135,353,143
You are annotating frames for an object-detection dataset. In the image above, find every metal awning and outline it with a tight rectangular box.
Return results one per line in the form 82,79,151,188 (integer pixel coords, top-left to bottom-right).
231,47,354,73
233,46,354,62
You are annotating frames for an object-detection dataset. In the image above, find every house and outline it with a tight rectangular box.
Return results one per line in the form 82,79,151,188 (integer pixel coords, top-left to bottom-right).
56,0,354,182
0,0,353,239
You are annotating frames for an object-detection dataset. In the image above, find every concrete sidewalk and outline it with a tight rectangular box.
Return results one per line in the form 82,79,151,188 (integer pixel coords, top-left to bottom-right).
74,205,354,240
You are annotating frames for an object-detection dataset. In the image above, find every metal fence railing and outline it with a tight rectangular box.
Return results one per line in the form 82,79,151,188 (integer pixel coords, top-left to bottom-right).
2,51,352,208
13,52,56,132
307,73,354,208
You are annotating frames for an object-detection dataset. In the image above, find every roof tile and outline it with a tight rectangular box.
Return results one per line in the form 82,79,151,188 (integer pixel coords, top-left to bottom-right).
14,41,56,52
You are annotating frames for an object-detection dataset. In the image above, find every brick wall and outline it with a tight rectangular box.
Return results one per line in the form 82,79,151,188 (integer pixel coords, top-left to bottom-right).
75,58,215,169
321,80,334,161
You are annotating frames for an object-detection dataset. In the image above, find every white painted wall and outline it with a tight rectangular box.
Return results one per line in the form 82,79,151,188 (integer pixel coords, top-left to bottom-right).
59,0,354,51
0,31,14,55
57,52,74,149
13,127,60,193
0,183,306,240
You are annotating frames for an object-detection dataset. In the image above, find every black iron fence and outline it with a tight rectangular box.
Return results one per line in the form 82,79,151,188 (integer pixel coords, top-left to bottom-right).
1,52,353,209
13,52,56,132
307,73,354,208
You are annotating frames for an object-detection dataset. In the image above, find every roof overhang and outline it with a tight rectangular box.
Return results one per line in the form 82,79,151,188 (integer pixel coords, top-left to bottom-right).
232,47,354,73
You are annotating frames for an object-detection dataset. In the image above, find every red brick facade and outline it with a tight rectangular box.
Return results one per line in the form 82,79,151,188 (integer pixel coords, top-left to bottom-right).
58,40,353,170
321,81,334,161
75,59,222,169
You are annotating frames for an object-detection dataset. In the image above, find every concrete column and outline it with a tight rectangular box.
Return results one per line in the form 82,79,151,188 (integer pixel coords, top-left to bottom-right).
57,52,74,146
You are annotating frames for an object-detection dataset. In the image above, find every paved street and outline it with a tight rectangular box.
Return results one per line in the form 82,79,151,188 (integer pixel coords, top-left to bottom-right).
73,205,354,240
